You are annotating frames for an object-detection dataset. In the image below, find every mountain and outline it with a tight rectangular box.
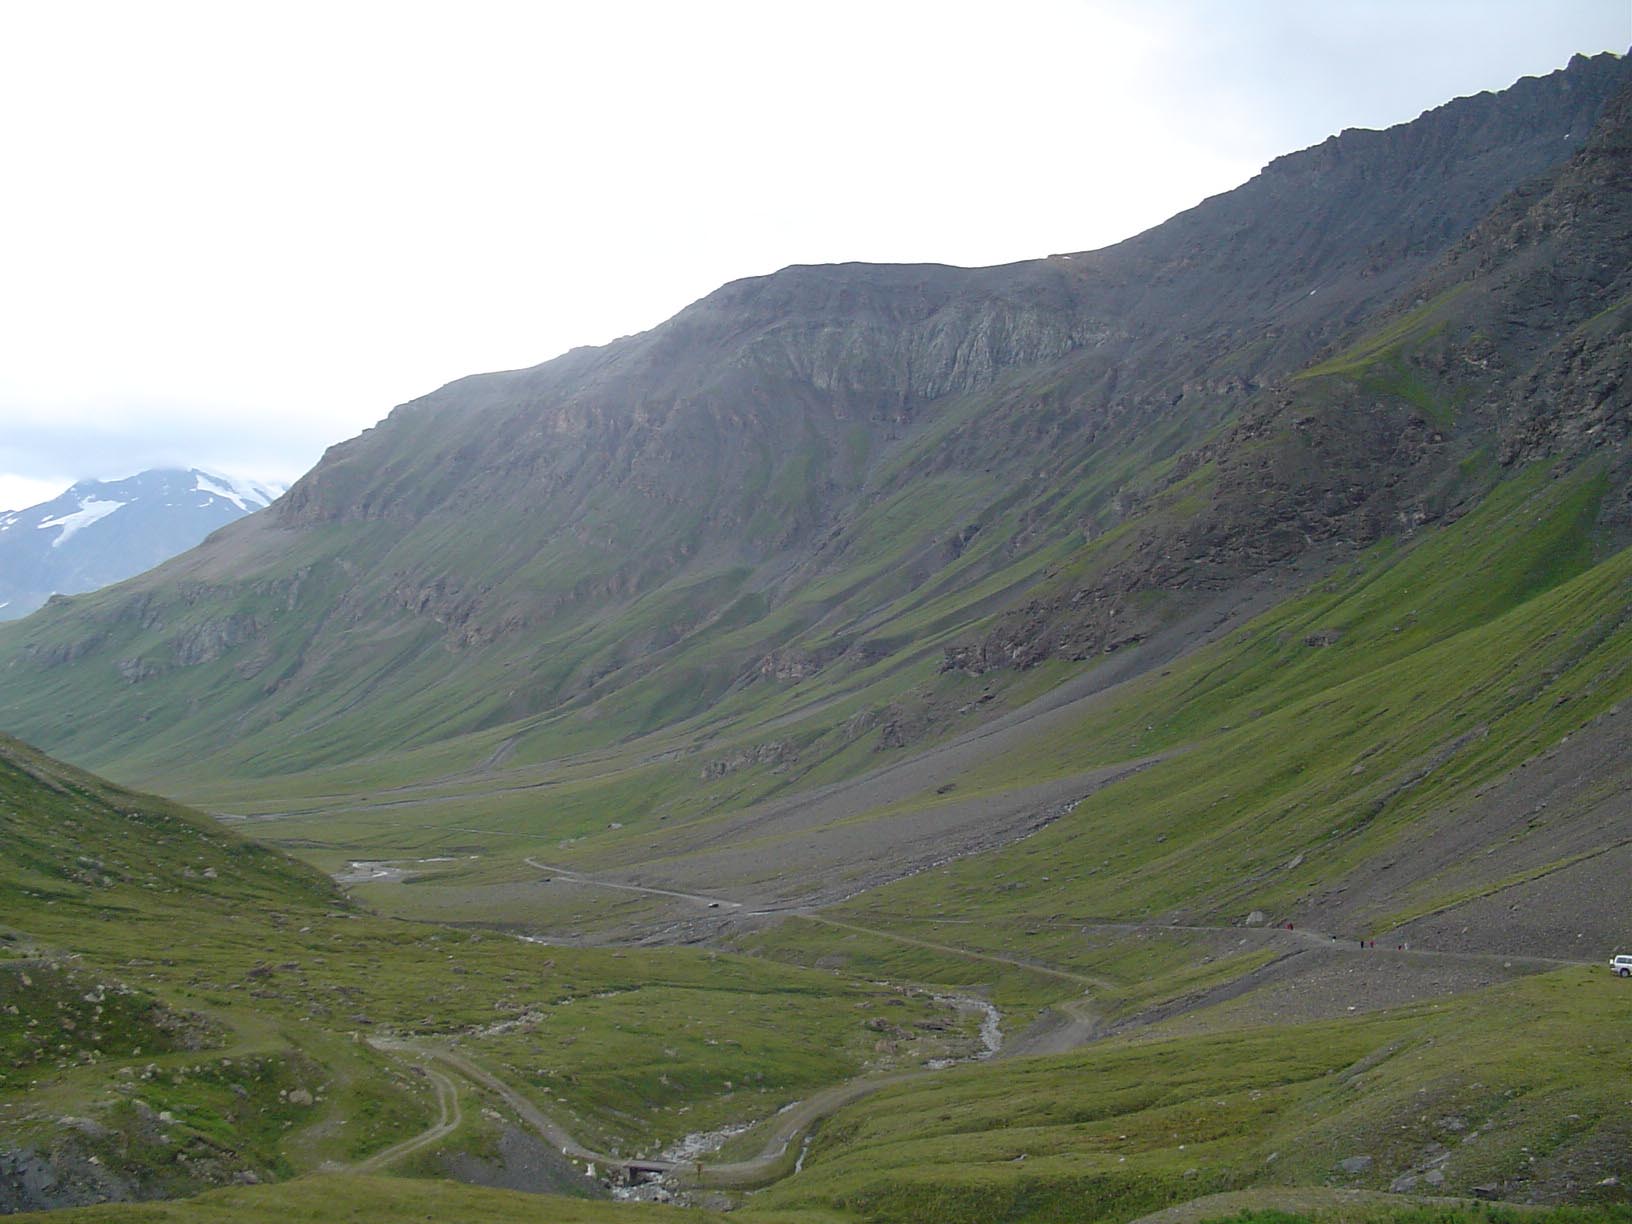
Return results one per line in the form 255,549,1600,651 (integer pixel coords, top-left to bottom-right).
0,52,1625,790
3,53,1632,1224
0,469,285,622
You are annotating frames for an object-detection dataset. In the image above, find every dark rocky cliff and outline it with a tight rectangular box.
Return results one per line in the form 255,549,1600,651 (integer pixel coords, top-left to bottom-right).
944,64,1632,675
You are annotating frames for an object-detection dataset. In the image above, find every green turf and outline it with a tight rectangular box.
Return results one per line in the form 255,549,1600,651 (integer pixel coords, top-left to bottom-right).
756,969,1632,1223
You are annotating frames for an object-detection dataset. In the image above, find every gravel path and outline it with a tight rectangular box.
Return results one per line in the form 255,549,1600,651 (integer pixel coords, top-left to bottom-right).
353,1063,461,1173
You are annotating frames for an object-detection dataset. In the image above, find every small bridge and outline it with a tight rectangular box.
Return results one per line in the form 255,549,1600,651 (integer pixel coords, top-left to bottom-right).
617,1157,679,1185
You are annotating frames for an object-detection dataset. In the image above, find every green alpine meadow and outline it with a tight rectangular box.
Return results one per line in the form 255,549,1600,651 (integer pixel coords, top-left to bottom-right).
2,47,1630,1224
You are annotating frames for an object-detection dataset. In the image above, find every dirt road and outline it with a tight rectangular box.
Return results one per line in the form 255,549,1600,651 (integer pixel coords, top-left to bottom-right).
353,1063,461,1173
423,1045,606,1166
522,858,742,911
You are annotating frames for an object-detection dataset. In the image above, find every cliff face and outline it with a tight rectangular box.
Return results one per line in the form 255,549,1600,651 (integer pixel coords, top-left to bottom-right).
946,65,1632,675
1,53,1628,782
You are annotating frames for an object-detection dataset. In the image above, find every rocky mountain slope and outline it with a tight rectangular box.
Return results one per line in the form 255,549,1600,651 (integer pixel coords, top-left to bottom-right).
0,53,1626,791
950,68,1632,673
0,469,284,621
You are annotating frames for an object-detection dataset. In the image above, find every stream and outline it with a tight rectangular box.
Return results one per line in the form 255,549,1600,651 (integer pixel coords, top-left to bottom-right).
925,993,1003,1067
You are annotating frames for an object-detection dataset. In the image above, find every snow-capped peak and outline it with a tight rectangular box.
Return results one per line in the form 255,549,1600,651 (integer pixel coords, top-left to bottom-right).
1,466,293,621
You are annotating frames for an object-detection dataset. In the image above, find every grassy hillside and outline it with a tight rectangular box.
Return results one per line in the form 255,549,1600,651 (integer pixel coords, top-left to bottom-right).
0,738,979,1210
858,466,1625,917
756,970,1632,1223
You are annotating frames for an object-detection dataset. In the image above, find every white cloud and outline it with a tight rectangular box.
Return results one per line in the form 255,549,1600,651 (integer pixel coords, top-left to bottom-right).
0,474,74,514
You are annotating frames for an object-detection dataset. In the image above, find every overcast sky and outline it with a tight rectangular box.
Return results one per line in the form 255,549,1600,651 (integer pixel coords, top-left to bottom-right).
1,1,1627,511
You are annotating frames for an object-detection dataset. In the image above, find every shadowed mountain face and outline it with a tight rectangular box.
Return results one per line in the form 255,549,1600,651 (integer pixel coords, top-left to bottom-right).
0,470,284,622
0,52,1628,788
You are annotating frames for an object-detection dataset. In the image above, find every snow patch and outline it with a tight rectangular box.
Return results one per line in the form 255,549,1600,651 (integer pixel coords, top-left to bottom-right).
37,497,126,547
193,471,282,512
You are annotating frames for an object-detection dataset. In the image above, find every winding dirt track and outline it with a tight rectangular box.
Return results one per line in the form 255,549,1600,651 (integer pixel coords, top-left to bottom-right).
352,1063,461,1173
422,1046,603,1165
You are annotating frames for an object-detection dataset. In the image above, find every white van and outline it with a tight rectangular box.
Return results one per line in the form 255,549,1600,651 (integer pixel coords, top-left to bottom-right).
1611,955,1632,978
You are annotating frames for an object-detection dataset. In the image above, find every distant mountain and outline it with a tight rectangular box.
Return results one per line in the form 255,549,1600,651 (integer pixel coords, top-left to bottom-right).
0,469,284,620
